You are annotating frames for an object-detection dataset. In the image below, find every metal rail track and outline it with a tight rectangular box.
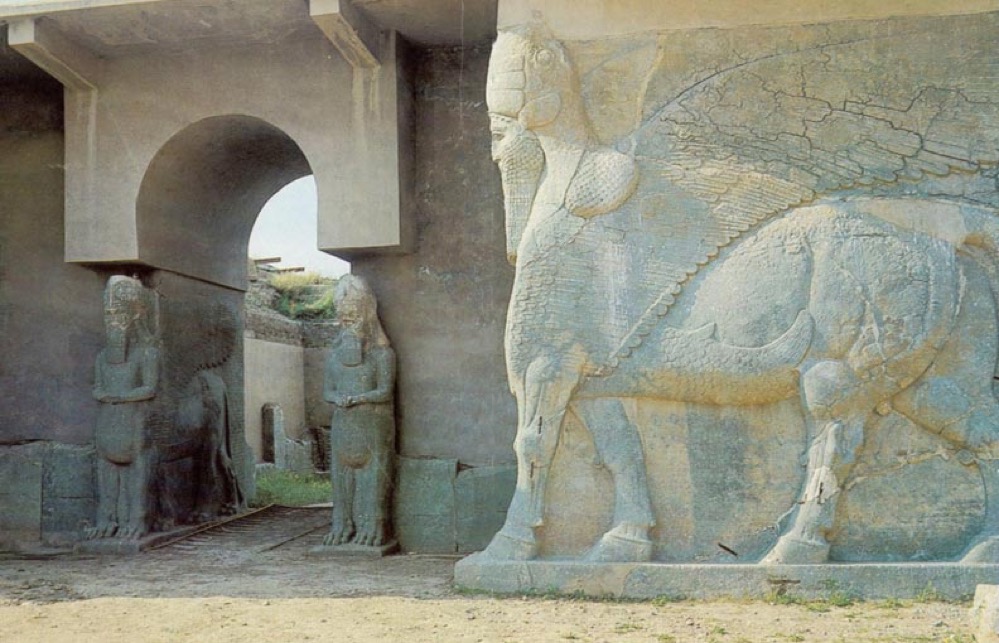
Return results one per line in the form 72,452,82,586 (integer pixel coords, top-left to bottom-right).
150,505,330,555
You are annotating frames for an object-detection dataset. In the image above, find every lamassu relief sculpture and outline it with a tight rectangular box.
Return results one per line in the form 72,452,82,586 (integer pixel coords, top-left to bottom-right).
481,18,999,566
321,275,397,553
86,276,245,546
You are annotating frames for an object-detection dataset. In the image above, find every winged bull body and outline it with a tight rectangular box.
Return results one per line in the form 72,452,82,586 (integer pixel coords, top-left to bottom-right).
483,22,999,565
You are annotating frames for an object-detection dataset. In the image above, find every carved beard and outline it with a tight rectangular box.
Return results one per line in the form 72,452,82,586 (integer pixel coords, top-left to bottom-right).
496,125,544,264
106,327,127,364
338,329,364,367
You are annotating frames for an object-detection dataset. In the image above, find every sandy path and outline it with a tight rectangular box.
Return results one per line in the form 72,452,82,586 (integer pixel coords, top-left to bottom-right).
0,510,977,642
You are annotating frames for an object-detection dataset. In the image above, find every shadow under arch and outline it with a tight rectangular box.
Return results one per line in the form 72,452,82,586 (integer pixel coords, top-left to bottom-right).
136,115,313,289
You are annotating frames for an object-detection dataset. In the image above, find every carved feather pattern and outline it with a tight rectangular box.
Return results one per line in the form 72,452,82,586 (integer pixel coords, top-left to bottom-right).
595,14,999,373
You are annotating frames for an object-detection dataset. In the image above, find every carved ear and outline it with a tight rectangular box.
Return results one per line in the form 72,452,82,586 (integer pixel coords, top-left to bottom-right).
519,92,561,129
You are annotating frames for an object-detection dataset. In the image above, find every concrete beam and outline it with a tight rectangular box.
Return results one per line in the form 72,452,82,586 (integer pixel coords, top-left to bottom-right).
310,0,381,69
498,0,999,38
0,0,167,19
316,31,414,255
8,17,101,90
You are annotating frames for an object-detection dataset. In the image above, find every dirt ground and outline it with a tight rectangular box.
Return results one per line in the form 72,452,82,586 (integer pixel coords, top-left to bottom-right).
0,546,978,643
0,508,977,643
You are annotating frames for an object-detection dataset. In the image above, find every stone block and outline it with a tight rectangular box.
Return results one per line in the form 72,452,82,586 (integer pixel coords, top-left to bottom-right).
43,443,94,498
0,443,44,545
455,465,516,553
41,497,94,544
394,457,456,553
455,557,999,601
277,438,315,474
973,585,999,643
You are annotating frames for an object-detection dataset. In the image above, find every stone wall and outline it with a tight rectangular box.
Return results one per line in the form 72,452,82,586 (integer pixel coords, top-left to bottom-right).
0,79,106,446
244,286,335,462
245,337,306,457
353,44,517,466
0,78,105,548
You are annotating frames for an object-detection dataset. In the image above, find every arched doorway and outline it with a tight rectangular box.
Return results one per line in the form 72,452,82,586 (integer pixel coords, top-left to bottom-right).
136,115,314,290
128,115,318,511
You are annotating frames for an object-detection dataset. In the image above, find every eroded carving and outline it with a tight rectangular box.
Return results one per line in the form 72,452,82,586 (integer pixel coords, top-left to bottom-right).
322,275,397,550
484,23,999,564
87,277,245,543
88,276,160,540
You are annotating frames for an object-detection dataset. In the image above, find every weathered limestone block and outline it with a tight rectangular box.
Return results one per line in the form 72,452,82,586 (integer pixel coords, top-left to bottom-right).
83,275,247,551
395,457,457,553
0,443,44,548
465,10,999,584
272,405,316,474
973,585,999,643
456,465,516,553
319,276,398,554
42,444,96,546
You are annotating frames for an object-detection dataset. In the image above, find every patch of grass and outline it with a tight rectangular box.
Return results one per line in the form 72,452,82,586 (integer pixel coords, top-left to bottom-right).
913,583,953,603
269,272,337,320
878,597,908,610
270,271,328,292
651,594,686,605
656,635,677,643
766,588,804,605
827,591,855,607
252,469,331,507
613,622,643,633
766,582,855,611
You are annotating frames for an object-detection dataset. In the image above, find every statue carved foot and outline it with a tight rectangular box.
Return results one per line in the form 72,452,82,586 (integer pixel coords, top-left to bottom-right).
585,524,653,563
760,535,830,565
84,522,119,540
354,520,388,547
961,536,999,563
83,522,118,540
323,519,355,546
480,524,538,560
117,525,146,541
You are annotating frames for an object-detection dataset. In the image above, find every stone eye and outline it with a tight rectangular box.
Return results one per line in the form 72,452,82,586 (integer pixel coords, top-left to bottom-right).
534,49,554,67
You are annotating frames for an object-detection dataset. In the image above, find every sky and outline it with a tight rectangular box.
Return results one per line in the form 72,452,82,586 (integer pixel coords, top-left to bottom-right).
248,176,350,277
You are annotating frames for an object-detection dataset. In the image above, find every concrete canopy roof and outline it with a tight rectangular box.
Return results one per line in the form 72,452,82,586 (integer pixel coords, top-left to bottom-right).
0,0,498,51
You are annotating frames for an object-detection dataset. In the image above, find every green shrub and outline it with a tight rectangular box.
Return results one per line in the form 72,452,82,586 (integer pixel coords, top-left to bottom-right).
253,469,331,507
268,272,337,320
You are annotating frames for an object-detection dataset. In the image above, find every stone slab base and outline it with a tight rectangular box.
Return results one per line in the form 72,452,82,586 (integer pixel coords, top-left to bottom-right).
308,540,399,558
974,585,999,643
75,526,199,555
454,554,999,601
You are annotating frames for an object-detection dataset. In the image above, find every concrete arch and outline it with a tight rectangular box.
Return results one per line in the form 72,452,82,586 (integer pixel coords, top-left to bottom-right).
136,114,313,289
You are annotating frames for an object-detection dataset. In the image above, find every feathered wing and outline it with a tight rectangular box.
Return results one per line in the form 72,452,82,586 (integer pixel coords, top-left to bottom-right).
149,299,238,444
598,13,999,372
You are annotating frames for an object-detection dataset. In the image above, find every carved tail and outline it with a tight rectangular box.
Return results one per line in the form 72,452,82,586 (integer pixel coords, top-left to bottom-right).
192,371,246,512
